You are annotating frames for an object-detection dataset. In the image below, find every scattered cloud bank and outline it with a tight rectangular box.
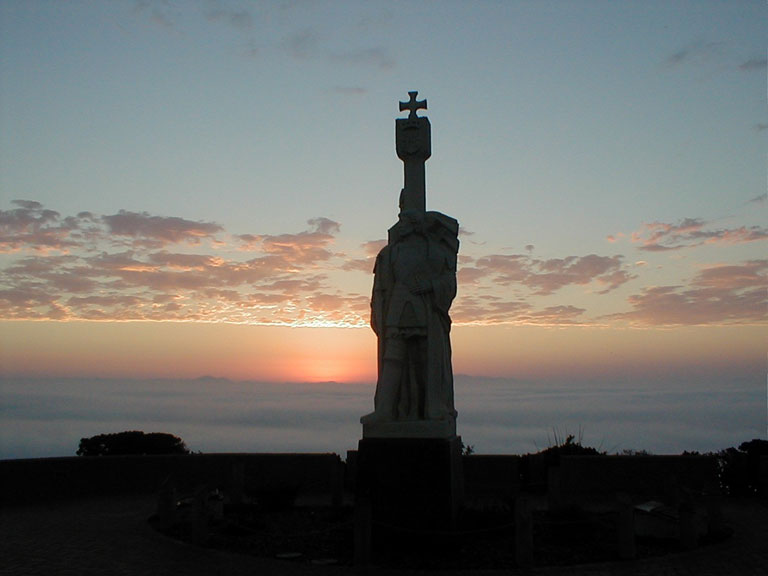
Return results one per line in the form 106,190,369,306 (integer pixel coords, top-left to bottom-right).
608,260,767,326
665,41,724,67
738,57,767,72
0,200,364,326
133,2,395,77
629,218,768,252
459,253,633,296
2,201,765,327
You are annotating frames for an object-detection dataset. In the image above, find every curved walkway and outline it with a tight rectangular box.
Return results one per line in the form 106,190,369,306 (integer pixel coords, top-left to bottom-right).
1,495,766,576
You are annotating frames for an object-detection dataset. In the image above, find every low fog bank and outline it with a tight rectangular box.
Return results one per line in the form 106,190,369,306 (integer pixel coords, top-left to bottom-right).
0,375,763,459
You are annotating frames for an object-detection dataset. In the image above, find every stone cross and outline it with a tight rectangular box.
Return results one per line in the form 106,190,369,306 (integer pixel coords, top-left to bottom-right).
399,91,427,119
395,91,431,213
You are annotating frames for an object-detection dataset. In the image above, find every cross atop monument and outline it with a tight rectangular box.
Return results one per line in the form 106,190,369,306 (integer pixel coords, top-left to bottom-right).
399,91,427,120
395,91,431,213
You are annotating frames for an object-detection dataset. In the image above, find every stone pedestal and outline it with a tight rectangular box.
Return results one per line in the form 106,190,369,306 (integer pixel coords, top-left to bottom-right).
362,417,456,439
355,436,464,561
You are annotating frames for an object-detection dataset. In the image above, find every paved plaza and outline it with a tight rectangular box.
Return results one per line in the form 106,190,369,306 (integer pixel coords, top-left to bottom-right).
1,495,766,575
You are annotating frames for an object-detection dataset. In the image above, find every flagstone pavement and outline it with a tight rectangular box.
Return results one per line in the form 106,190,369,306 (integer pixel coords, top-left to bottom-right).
1,495,766,576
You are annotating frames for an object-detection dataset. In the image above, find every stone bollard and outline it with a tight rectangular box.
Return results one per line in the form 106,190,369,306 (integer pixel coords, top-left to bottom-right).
190,486,209,545
332,458,344,510
354,498,372,567
229,460,245,506
514,494,534,568
155,482,175,529
615,493,636,560
547,466,562,511
679,501,697,550
705,492,725,536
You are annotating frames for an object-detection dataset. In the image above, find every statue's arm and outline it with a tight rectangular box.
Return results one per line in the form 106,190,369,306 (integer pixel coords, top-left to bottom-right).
370,249,389,335
431,250,458,311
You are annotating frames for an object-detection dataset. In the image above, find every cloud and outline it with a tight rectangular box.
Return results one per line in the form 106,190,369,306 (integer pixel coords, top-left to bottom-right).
307,217,340,235
330,47,395,70
531,254,632,295
450,251,634,325
205,6,254,30
451,295,587,327
0,200,85,253
666,49,688,65
103,210,223,248
738,57,767,71
281,28,319,60
0,201,366,326
4,200,762,330
341,239,385,273
133,1,178,29
665,42,723,67
341,258,375,273
307,292,369,315
451,296,530,325
250,218,340,265
607,260,768,326
463,253,633,296
361,239,386,257
631,218,768,251
333,86,367,95
280,26,395,71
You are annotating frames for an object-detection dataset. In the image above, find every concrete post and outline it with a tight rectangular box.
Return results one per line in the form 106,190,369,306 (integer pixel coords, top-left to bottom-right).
679,501,697,550
514,494,534,568
616,493,636,560
354,498,372,567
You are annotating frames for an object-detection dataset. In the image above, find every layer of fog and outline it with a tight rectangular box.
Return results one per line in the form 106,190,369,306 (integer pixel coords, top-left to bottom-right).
1,375,763,459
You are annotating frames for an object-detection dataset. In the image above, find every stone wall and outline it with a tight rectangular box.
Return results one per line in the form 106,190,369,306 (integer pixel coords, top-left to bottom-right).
5,452,762,508
555,455,719,507
0,453,344,506
462,454,521,501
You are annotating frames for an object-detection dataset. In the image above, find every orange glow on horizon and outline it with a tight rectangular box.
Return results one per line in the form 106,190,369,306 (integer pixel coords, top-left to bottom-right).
1,321,763,385
0,321,377,383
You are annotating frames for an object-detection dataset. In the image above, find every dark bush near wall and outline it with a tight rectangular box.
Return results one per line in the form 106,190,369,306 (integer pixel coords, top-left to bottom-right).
77,431,189,457
520,434,604,489
715,439,768,496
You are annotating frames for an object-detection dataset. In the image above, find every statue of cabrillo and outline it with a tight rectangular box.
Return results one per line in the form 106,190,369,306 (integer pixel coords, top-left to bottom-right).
361,92,460,438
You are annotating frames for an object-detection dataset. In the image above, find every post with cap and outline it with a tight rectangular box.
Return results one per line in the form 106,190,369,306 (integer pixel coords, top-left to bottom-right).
395,91,431,213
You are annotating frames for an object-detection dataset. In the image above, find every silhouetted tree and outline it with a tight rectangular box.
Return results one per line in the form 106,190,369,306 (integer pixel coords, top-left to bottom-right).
77,431,189,456
714,439,768,496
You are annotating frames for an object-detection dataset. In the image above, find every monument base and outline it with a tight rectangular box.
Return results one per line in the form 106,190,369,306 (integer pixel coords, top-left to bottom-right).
356,435,464,562
361,417,456,439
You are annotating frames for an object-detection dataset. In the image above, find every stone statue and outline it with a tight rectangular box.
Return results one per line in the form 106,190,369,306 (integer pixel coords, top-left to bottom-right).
361,92,460,438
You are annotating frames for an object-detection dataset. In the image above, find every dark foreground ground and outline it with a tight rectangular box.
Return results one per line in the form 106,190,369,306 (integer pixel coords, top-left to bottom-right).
1,495,767,576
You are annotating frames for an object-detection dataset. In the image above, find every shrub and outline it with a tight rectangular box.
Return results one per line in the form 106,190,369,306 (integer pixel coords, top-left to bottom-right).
77,431,190,456
715,439,768,496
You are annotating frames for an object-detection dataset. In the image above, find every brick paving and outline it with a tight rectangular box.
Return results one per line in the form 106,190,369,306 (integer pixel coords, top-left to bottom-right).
1,495,766,576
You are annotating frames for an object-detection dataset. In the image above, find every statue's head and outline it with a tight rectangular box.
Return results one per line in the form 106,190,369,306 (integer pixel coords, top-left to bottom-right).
399,209,425,226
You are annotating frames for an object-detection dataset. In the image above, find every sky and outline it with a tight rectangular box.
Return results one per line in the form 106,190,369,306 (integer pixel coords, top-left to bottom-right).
0,1,766,404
